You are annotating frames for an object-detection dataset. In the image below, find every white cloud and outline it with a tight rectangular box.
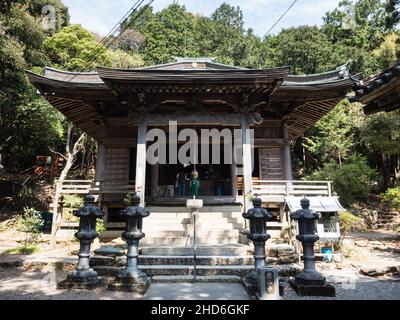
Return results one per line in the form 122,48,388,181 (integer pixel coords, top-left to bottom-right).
62,0,342,36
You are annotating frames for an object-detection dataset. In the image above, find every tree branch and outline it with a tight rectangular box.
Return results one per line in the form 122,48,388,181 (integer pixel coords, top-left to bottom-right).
48,147,68,160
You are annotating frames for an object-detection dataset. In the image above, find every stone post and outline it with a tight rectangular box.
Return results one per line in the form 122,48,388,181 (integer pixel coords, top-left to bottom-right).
241,197,281,299
187,198,203,282
58,195,104,290
108,193,151,294
290,198,336,297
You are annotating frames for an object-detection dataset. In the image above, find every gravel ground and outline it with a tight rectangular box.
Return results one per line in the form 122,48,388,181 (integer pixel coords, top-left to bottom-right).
0,266,399,300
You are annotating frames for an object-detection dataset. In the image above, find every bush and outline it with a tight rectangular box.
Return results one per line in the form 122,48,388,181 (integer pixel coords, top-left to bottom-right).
16,208,44,247
338,211,364,248
307,155,377,206
382,187,400,209
62,195,84,208
96,218,106,233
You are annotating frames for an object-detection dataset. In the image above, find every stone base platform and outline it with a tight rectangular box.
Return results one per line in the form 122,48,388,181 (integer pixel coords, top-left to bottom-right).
57,277,103,290
240,277,285,300
289,278,336,297
108,277,151,294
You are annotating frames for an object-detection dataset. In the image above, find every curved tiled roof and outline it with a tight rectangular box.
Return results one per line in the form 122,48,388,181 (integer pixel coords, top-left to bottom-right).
26,59,354,140
352,62,400,115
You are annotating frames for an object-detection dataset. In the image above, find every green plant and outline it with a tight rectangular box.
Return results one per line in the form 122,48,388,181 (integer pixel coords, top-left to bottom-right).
6,245,40,255
246,192,255,203
382,187,400,209
307,155,377,206
16,208,44,247
338,211,364,248
280,225,294,244
96,218,106,233
62,195,84,208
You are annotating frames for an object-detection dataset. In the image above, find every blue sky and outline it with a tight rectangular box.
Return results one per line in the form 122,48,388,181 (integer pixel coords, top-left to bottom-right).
62,0,342,36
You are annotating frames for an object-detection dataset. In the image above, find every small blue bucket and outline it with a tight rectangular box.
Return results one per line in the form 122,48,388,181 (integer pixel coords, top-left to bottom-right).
321,248,333,263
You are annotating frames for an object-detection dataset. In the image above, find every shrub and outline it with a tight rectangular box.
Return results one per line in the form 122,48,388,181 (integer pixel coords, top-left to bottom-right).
62,195,84,208
16,208,44,247
338,211,364,248
382,187,400,209
96,218,106,233
307,155,377,206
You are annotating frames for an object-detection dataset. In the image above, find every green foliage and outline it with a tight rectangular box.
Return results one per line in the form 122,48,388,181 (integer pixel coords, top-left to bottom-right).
361,110,400,156
139,3,199,65
110,49,144,68
0,2,68,170
96,218,106,233
16,207,44,246
304,100,364,166
262,26,340,74
62,194,83,208
322,0,399,75
338,211,364,247
382,187,400,209
44,24,112,71
6,245,40,255
308,155,377,206
373,33,400,70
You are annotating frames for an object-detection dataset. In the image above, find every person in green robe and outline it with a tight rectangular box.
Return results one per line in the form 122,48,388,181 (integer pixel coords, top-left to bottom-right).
190,169,199,197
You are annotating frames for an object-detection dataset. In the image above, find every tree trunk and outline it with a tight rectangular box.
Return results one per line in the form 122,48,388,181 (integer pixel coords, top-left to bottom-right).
382,153,391,192
58,123,86,182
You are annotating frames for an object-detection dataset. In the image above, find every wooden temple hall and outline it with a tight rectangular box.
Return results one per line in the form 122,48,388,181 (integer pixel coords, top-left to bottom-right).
27,58,353,242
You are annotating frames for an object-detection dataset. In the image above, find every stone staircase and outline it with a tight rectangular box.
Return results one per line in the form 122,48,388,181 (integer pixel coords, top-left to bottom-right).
90,243,301,283
376,208,400,229
100,205,247,245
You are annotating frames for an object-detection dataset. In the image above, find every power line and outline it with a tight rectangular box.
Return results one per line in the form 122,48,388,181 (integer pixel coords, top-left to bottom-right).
67,0,154,81
263,0,299,39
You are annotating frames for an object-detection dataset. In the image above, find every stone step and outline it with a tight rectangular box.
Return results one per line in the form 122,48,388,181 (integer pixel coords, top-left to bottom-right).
93,265,254,277
151,275,241,283
378,218,396,223
147,206,242,213
141,236,240,246
141,244,249,256
90,255,255,266
93,264,301,278
195,230,240,237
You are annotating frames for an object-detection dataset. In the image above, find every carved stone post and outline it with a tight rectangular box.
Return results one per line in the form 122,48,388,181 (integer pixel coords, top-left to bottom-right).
108,193,151,294
186,198,203,282
58,195,104,290
290,198,336,297
241,197,281,299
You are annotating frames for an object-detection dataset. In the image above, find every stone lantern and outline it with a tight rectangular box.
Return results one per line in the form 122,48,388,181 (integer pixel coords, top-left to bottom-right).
58,194,104,290
108,192,151,293
290,197,335,297
242,196,278,298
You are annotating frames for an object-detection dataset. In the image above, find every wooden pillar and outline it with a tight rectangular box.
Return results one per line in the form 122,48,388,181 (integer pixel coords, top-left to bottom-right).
241,114,253,211
231,161,237,199
151,164,159,197
94,144,106,182
283,124,293,181
94,143,106,222
135,116,148,206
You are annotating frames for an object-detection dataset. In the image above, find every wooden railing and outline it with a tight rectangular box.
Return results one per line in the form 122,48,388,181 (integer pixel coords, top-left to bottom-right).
54,180,136,196
252,180,332,202
51,179,136,240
